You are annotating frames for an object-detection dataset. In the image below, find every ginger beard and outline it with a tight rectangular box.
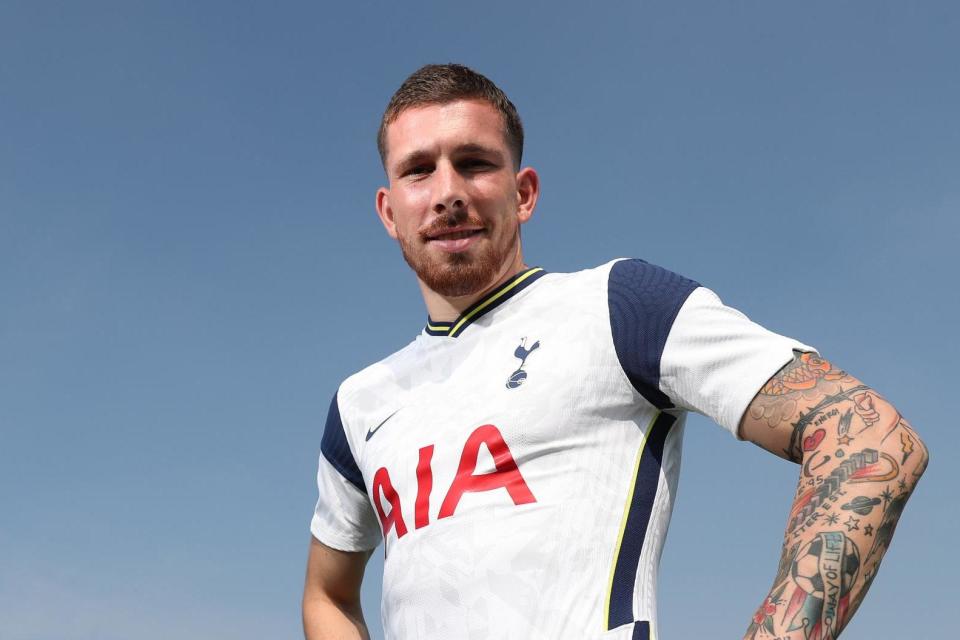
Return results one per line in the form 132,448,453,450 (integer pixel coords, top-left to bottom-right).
396,209,519,298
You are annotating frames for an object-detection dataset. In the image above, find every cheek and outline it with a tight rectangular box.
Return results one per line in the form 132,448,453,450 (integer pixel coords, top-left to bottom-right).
390,191,429,229
479,177,519,210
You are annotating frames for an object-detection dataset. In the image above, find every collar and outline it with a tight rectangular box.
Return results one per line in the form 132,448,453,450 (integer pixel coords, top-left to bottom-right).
424,267,547,338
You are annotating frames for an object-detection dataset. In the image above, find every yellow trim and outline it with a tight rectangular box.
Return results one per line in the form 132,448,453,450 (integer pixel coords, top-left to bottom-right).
603,411,659,632
426,322,450,332
449,267,543,336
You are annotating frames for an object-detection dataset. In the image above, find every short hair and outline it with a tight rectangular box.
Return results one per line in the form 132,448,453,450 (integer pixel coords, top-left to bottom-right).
377,63,524,170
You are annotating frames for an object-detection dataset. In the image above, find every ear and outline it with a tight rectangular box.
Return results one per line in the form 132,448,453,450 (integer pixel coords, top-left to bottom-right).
375,186,399,239
515,167,540,225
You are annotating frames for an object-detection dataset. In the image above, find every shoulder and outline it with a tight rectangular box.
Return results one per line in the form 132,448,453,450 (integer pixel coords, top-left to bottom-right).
528,259,702,341
336,337,422,402
320,339,422,491
594,257,702,340
530,258,699,302
605,257,700,303
541,258,699,294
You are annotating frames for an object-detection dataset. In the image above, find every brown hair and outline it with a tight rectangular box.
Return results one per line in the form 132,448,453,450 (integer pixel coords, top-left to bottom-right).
377,64,524,170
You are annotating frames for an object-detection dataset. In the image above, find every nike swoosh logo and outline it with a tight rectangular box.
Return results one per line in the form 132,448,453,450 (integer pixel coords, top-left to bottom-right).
365,409,401,441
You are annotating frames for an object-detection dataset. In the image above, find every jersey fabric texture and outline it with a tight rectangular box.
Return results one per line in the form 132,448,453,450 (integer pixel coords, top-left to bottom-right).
311,259,812,640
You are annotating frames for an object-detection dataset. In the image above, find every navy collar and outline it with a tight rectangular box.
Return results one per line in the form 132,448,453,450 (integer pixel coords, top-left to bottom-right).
424,267,547,338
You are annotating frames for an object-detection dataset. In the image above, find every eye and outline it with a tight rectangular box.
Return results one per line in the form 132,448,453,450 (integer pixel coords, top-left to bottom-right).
460,158,495,171
402,164,433,178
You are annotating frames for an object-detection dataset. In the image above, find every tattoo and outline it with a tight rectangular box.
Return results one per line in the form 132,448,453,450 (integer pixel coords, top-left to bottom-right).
848,452,899,484
815,408,840,427
802,428,826,453
853,393,880,428
760,353,847,396
836,410,854,446
776,541,802,586
784,385,871,462
747,542,798,639
747,589,784,638
743,353,928,639
864,493,908,567
803,454,831,477
899,430,915,464
837,409,853,434
853,391,902,443
784,532,861,639
841,496,881,516
880,487,894,508
788,449,882,535
750,532,861,640
747,353,859,457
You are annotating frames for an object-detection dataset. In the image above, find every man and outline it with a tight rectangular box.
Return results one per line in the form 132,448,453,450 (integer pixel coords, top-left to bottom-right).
302,64,927,640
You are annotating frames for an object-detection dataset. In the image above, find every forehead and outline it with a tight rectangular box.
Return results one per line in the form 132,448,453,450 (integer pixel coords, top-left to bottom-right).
384,99,507,164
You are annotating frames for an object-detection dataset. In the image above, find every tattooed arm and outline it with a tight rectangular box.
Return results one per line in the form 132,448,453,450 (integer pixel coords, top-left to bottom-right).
738,352,928,640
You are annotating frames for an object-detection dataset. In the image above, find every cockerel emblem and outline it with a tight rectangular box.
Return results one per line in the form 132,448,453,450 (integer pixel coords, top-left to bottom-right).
506,337,540,389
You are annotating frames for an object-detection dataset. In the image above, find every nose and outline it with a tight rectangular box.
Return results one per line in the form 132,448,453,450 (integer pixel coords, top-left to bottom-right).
432,161,467,215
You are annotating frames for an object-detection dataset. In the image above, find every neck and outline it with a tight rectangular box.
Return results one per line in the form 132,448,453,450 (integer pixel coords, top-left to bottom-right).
419,253,528,322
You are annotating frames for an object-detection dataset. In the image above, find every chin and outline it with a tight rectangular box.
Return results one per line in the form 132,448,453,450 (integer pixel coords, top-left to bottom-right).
404,247,503,298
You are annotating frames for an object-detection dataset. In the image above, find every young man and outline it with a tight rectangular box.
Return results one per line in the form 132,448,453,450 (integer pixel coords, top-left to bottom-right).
302,64,927,640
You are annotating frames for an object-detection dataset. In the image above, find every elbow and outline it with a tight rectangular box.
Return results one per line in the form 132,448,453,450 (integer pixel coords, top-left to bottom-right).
874,420,929,483
911,431,930,478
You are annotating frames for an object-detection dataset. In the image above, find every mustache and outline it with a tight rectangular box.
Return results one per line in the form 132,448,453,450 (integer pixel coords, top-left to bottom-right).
419,210,486,238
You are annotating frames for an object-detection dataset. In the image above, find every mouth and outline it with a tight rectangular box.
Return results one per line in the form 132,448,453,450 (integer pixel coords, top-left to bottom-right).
424,227,486,253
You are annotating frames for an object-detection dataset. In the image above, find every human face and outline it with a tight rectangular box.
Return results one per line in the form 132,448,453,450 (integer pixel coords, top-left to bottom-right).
376,99,538,299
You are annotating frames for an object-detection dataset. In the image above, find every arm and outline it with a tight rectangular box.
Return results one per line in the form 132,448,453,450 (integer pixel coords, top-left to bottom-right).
738,351,928,640
302,536,373,640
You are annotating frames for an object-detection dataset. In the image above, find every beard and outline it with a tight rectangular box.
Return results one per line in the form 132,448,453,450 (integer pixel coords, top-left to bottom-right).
397,211,516,298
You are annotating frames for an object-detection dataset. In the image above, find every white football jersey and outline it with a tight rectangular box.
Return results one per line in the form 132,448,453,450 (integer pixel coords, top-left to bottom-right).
311,259,811,640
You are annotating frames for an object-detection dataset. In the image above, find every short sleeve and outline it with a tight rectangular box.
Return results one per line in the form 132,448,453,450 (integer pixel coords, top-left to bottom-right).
310,392,382,551
659,287,815,437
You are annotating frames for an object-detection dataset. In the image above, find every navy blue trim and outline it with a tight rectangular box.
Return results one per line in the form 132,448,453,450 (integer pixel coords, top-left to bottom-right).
632,621,651,640
608,259,699,409
608,412,675,630
320,392,365,492
449,267,546,337
424,319,453,336
423,267,547,337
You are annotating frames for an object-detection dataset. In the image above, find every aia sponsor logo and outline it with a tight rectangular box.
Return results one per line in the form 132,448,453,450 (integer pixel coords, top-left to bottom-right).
371,424,536,543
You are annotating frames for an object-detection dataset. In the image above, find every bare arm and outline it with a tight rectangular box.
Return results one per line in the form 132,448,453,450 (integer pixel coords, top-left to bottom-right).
302,536,373,640
739,351,928,639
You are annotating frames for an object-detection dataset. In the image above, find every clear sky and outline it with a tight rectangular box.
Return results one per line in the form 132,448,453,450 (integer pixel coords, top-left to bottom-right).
1,1,956,638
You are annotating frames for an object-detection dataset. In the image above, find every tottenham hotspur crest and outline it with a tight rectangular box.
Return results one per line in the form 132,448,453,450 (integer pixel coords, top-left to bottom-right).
506,337,540,389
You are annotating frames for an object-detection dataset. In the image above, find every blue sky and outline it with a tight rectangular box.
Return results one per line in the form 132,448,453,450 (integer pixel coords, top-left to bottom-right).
1,1,957,638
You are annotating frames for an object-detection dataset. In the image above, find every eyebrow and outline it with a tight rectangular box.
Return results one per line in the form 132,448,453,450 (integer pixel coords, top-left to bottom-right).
393,144,504,175
394,150,432,174
454,143,502,158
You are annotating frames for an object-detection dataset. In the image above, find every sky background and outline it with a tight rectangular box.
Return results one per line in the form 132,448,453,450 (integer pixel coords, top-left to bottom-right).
1,1,957,638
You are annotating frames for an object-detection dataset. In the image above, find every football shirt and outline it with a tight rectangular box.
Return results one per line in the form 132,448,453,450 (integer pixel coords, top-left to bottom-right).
311,259,810,639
